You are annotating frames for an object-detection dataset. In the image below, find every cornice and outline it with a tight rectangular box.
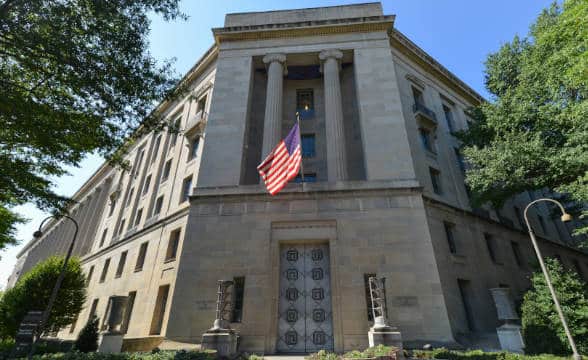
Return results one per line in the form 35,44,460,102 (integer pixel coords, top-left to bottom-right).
213,16,395,43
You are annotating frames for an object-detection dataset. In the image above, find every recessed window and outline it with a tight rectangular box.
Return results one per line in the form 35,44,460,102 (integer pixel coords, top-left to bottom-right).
121,291,136,334
161,160,172,182
429,167,442,195
135,242,148,272
196,95,207,114
142,175,152,195
180,176,193,204
537,215,547,234
188,137,200,161
443,222,457,254
169,117,181,151
86,265,95,285
99,228,108,247
88,299,99,323
443,104,455,132
150,285,170,335
165,229,181,262
153,196,164,216
115,251,128,278
484,233,498,264
232,277,245,323
99,258,111,283
133,150,145,178
118,219,126,236
296,89,314,118
514,206,526,229
151,135,162,164
108,199,117,217
457,279,474,331
363,273,376,322
454,148,466,174
294,173,317,183
301,134,316,158
134,209,143,227
419,128,436,153
125,188,134,208
412,87,424,106
511,241,524,267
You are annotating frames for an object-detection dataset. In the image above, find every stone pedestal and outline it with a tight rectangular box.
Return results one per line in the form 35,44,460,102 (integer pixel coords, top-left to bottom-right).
98,333,124,353
496,324,524,354
201,331,238,357
369,326,403,351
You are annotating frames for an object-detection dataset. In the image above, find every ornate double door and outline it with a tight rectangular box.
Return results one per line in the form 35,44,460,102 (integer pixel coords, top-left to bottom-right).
277,243,334,353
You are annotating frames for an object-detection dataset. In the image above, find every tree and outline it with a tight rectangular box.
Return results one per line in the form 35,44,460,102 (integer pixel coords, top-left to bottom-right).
0,256,86,339
74,316,99,353
521,257,588,355
457,0,588,235
0,0,186,253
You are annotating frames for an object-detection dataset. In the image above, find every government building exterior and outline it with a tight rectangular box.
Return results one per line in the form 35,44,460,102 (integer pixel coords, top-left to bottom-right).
8,3,588,354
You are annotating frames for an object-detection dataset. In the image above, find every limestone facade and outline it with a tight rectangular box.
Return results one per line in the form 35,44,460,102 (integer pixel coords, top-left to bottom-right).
8,2,588,353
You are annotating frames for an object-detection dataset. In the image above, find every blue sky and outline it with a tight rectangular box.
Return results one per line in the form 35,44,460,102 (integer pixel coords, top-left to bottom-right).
0,0,554,288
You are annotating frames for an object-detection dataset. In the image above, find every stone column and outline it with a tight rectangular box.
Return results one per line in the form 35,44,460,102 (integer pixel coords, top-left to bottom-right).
261,53,287,158
319,49,347,181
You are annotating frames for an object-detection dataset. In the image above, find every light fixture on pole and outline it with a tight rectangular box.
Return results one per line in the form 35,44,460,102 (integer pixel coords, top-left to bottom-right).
28,215,79,359
524,198,581,360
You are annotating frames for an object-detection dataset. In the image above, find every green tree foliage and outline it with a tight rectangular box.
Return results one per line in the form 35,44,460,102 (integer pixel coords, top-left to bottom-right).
521,258,588,355
457,0,588,234
74,316,99,353
0,0,186,252
0,256,86,339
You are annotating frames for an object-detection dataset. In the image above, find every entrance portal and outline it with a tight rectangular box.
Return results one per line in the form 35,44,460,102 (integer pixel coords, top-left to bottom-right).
277,243,334,353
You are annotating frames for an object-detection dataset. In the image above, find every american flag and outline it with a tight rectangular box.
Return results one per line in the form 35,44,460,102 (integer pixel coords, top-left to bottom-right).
257,123,302,195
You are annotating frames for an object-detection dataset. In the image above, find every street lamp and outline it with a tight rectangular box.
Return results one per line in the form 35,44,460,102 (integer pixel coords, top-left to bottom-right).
524,198,581,360
28,215,79,359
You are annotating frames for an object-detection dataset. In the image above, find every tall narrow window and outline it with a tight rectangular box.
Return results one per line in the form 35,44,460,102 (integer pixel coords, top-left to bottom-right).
419,128,435,153
301,134,316,158
150,285,170,335
151,135,162,164
99,258,111,283
115,251,128,278
443,222,457,254
88,299,99,323
142,175,152,195
197,95,207,114
133,150,145,178
443,104,455,132
412,87,424,106
296,89,314,118
429,167,442,195
125,188,134,208
121,291,136,334
69,314,79,333
484,233,498,264
514,206,525,229
180,176,193,204
118,219,126,236
232,277,245,323
537,215,547,234
135,242,148,272
161,160,172,182
165,229,181,262
153,196,164,216
188,137,200,161
511,242,524,267
169,117,181,151
86,265,95,285
363,273,377,321
134,209,143,227
457,279,474,331
454,148,466,174
108,199,117,217
99,228,108,247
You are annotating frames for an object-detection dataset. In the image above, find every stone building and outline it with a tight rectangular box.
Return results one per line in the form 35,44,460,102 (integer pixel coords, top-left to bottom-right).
8,2,588,354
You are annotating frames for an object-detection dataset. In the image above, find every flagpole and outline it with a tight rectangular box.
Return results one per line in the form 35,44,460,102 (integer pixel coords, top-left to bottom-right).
296,112,305,192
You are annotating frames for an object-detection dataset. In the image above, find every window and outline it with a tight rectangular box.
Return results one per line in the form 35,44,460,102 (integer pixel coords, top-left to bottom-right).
142,175,152,195
443,104,455,132
125,188,134,208
69,314,79,333
99,258,111,283
88,299,99,322
419,128,435,153
151,135,162,164
161,160,172,182
169,117,181,151
150,285,170,335
511,242,524,267
188,137,200,161
429,167,442,195
294,173,317,183
86,265,95,285
363,273,377,321
121,291,136,334
514,206,526,229
454,148,466,174
134,208,143,227
301,134,316,158
135,242,148,272
115,251,127,278
484,233,498,264
412,87,424,106
165,229,181,262
153,196,164,216
537,215,547,234
118,219,126,236
232,277,245,323
443,222,457,254
133,150,145,178
197,95,207,113
180,176,193,204
99,228,108,247
108,199,117,217
296,89,314,118
457,279,474,331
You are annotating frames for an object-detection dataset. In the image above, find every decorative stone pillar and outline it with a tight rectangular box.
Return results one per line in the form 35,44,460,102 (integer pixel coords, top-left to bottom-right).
319,49,347,182
490,288,525,353
98,295,129,354
201,280,239,357
261,53,287,158
367,277,403,355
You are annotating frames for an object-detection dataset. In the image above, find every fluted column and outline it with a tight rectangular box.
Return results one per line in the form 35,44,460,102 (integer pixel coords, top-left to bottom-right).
261,53,287,158
319,49,347,181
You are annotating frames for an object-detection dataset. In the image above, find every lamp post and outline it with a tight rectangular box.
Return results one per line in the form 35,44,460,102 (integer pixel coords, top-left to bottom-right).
524,198,581,360
28,215,79,359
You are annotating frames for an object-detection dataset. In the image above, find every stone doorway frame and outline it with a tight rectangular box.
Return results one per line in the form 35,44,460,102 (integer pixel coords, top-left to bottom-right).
266,220,343,354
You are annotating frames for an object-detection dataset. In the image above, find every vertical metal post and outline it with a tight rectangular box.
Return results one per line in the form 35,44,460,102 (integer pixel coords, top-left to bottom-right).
296,112,305,191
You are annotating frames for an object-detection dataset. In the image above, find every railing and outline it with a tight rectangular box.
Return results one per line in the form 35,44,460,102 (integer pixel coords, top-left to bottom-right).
413,101,437,122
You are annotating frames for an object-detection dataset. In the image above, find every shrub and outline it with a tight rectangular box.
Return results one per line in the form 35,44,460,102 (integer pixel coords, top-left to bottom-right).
0,256,86,339
24,349,217,359
74,316,99,353
521,258,588,355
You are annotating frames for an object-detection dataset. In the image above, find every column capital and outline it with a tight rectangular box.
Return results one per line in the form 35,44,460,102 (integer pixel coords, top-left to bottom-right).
262,53,287,65
319,49,343,62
